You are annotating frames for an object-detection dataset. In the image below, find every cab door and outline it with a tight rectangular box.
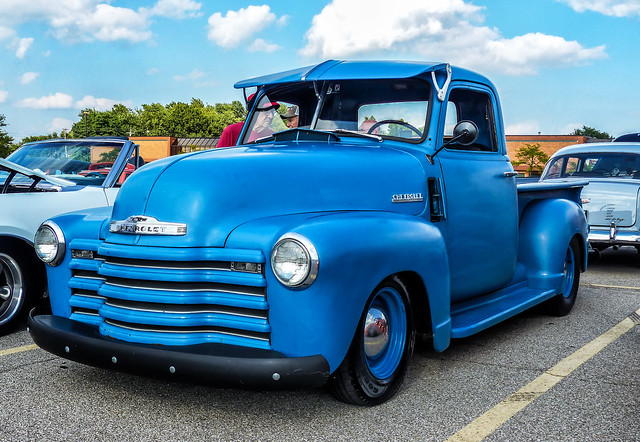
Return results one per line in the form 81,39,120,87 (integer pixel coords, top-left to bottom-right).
436,85,518,301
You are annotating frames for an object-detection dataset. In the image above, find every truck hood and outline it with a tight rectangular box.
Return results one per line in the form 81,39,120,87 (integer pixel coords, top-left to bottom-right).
106,143,428,247
581,180,639,227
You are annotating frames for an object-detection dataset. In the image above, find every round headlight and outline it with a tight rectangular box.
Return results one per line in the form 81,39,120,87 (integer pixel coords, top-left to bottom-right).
34,221,66,266
271,233,318,288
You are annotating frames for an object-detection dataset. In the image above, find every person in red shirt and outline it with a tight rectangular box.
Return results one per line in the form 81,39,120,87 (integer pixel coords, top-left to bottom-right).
217,94,280,147
217,121,244,148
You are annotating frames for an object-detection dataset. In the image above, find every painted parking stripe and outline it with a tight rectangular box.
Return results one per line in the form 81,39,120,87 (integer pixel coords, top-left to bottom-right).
583,283,640,291
0,343,38,357
447,306,640,442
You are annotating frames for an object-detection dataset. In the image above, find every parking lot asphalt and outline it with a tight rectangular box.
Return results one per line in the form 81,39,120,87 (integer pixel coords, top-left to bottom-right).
0,247,638,441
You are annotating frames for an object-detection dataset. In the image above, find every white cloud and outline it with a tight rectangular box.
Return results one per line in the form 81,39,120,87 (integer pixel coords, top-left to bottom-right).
557,0,640,16
15,37,33,58
300,0,607,76
47,117,74,134
0,0,202,44
0,90,8,103
75,95,132,111
505,121,541,135
147,0,202,19
207,5,277,48
173,69,206,82
147,67,160,75
0,25,14,41
51,4,151,43
248,38,280,53
20,72,39,85
16,92,74,109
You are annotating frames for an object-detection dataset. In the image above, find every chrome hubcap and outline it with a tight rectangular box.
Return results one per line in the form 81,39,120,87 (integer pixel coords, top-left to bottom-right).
364,307,389,358
0,287,10,301
0,253,24,325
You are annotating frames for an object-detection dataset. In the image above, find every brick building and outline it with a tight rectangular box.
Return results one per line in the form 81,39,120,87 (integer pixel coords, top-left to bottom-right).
506,135,598,176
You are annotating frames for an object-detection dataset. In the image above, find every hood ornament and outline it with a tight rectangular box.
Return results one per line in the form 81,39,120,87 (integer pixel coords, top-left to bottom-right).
110,215,187,236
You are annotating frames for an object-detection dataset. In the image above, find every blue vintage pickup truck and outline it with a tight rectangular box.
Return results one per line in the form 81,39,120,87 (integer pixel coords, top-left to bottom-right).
29,61,588,405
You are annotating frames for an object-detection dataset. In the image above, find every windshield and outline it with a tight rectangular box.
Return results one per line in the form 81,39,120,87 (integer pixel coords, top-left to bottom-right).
2,140,132,187
542,152,640,180
240,79,430,144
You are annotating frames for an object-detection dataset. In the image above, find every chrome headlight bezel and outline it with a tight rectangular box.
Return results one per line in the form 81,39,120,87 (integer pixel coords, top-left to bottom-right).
34,221,66,266
270,232,319,289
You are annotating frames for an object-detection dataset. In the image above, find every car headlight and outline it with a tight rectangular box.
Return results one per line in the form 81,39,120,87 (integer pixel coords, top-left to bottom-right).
34,221,66,266
271,233,318,288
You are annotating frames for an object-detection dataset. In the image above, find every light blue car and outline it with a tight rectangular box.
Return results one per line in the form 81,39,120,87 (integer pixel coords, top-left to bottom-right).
0,138,142,334
29,61,587,405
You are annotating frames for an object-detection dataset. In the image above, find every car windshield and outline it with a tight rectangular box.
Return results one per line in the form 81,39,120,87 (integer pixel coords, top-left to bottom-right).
1,140,129,187
240,78,430,144
542,152,640,179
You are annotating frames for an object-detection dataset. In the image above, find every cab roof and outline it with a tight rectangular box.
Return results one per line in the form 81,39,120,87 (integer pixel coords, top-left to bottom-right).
234,60,492,89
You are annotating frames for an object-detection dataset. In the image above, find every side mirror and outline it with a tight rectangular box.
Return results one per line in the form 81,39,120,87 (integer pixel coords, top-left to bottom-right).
452,120,479,145
426,120,480,164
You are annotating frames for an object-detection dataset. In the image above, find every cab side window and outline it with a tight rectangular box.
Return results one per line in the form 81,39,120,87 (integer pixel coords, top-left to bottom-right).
444,89,498,152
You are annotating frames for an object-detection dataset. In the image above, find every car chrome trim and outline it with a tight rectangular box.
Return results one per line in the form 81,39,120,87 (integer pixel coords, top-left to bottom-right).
110,215,187,236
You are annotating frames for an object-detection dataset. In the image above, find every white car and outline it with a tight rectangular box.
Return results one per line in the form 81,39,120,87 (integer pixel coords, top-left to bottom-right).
540,141,640,254
0,138,142,334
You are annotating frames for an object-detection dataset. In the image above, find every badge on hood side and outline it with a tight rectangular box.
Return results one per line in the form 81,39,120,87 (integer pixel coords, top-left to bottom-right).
392,193,424,203
110,215,187,235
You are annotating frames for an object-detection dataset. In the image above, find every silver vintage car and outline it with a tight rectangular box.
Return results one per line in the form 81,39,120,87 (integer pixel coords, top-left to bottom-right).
540,141,640,254
0,138,143,335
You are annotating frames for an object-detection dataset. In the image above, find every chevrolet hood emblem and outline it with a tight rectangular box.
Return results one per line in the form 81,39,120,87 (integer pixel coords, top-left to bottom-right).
109,215,187,236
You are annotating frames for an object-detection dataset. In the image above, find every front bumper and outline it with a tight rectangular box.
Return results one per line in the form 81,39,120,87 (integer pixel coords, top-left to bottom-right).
28,311,330,389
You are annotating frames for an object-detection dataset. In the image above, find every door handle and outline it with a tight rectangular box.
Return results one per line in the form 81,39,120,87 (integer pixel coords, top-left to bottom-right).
503,171,518,177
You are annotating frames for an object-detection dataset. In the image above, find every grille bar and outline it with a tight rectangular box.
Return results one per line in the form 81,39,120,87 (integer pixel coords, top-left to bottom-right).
104,318,270,341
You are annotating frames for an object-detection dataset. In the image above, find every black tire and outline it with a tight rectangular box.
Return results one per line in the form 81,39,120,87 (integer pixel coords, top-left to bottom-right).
0,247,42,335
328,276,415,405
546,237,580,316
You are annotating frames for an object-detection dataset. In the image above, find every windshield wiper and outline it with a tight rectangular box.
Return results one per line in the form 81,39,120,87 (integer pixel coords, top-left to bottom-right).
330,129,383,142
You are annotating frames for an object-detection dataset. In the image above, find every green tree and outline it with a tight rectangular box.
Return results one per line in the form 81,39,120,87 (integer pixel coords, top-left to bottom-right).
569,125,611,139
0,114,15,158
512,143,549,175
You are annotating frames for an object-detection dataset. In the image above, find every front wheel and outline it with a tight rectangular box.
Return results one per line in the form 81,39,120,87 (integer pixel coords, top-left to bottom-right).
546,237,581,316
328,276,415,405
0,248,41,335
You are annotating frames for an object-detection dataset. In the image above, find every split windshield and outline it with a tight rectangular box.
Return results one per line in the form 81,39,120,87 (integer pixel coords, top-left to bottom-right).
241,79,430,144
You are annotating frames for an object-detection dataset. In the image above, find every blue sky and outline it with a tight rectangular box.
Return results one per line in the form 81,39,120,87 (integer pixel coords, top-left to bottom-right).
1,0,639,141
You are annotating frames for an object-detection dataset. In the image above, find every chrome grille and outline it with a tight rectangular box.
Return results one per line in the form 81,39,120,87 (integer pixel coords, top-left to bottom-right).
68,244,270,349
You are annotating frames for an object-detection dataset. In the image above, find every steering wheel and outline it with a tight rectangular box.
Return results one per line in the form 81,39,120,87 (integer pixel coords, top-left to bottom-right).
367,119,423,138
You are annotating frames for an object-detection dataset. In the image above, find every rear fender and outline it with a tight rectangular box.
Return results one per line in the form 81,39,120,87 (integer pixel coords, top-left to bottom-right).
519,199,588,291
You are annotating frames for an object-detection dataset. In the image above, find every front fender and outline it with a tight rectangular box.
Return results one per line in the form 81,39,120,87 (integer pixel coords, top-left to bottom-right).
519,199,588,291
226,211,451,372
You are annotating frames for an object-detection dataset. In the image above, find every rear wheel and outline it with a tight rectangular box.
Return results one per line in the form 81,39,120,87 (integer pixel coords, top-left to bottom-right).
328,276,415,405
0,248,41,335
546,237,580,316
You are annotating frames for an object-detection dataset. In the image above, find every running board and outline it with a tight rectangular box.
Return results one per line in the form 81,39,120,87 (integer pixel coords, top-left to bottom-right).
450,283,557,338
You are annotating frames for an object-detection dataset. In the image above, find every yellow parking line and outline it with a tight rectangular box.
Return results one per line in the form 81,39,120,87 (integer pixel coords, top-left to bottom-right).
583,283,640,291
0,343,38,357
447,307,640,442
